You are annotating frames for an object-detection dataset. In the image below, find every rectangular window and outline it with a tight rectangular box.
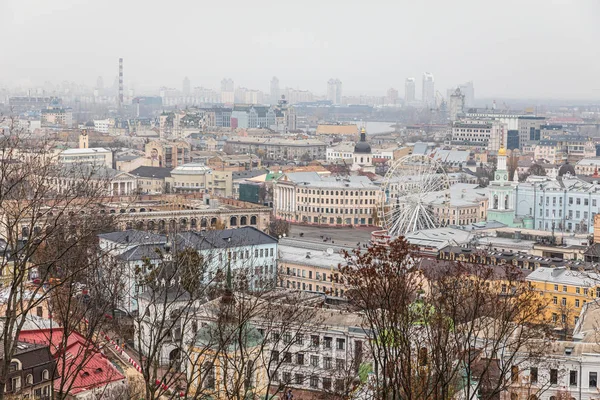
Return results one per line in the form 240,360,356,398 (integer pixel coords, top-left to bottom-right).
322,377,332,390
295,374,304,385
282,372,291,383
577,287,581,294
297,353,304,365
563,285,567,292
551,369,558,384
310,376,318,388
336,338,345,350
511,365,519,382
324,337,332,349
530,367,538,383
310,356,319,367
553,296,557,304
562,298,567,306
311,335,319,348
283,352,292,363
336,358,345,370
576,299,580,307
554,284,559,291
324,357,332,369
570,370,578,386
590,372,597,388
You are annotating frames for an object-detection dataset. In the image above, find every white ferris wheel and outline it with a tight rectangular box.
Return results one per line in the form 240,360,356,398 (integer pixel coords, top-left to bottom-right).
380,154,450,238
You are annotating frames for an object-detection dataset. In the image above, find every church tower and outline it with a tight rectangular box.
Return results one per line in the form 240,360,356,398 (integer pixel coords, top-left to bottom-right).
79,130,89,149
486,146,517,226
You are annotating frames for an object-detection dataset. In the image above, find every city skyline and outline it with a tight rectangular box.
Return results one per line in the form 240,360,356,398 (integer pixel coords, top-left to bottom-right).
1,0,599,100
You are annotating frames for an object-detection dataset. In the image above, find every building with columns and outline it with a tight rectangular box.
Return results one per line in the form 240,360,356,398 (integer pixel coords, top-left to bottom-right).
47,164,137,197
273,172,380,226
487,146,518,226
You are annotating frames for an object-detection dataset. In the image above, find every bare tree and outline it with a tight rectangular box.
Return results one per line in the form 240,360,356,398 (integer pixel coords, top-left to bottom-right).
339,238,551,400
0,116,126,399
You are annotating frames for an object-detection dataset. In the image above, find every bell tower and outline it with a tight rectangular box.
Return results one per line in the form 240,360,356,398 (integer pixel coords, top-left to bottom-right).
79,130,89,149
486,146,517,226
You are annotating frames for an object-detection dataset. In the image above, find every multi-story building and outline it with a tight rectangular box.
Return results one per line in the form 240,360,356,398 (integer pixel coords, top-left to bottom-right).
40,106,72,127
59,148,113,168
514,173,599,233
447,88,465,122
230,105,276,129
270,76,280,104
458,81,474,108
168,163,233,197
100,226,278,313
93,118,111,133
277,239,349,299
273,172,380,226
422,72,435,106
385,88,399,105
220,78,234,103
145,139,191,168
47,164,138,196
526,266,600,328
576,157,600,176
0,341,55,399
451,119,507,151
326,78,342,105
185,295,369,397
429,183,489,226
326,142,355,162
534,136,595,164
405,78,416,104
129,166,172,194
225,137,326,161
518,116,546,148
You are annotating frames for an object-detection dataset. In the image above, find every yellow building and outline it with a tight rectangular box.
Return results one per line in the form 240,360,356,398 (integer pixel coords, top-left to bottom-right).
188,314,269,398
526,266,600,328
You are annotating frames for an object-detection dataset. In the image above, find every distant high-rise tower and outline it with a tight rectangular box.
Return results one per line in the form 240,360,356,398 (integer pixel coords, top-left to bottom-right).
458,81,475,108
220,78,235,103
327,78,342,105
448,88,465,121
386,88,399,105
405,78,416,104
270,77,280,104
117,58,123,110
422,72,435,106
96,76,104,90
182,77,191,96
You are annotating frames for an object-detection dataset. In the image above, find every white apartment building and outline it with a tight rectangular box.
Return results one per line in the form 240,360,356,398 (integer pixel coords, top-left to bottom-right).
326,143,355,162
93,119,111,133
451,119,507,152
59,148,113,168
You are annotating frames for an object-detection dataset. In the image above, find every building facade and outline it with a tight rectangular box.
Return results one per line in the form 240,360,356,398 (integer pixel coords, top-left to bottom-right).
273,172,380,226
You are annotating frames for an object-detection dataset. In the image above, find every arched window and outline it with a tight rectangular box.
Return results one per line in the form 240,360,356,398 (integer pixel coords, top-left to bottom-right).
26,374,33,385
42,369,49,380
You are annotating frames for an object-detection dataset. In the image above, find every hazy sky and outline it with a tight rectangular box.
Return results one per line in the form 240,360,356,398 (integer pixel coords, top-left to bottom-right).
1,0,598,99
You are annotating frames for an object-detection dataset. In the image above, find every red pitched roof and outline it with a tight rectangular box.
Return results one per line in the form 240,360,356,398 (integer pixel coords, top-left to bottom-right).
19,328,125,395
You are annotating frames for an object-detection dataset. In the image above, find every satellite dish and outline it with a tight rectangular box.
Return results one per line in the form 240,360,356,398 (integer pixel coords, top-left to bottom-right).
326,248,334,255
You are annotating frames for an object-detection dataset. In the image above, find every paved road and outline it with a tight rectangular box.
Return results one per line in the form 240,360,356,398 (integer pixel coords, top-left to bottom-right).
288,225,378,248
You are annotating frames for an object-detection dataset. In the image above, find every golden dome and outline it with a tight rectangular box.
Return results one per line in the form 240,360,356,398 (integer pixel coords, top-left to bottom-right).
498,146,507,156
360,127,366,134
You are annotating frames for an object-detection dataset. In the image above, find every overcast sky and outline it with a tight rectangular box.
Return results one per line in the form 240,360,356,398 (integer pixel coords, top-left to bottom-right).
1,0,598,99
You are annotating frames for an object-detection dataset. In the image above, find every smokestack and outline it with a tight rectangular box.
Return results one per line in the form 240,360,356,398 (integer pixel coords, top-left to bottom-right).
118,58,123,111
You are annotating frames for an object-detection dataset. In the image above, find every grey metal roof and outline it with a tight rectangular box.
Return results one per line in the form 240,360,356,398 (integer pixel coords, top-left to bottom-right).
129,166,173,179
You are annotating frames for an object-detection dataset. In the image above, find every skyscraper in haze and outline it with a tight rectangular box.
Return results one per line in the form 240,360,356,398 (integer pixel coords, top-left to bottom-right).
96,76,104,90
405,78,416,103
182,77,191,96
220,78,235,103
327,78,342,105
458,81,475,108
270,77,280,104
422,72,435,106
386,88,399,105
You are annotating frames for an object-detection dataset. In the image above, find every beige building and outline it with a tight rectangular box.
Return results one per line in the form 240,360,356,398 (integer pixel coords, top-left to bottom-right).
315,123,358,136
168,163,233,197
207,154,261,171
278,240,349,299
129,166,172,194
430,184,489,225
225,137,326,161
145,139,191,168
274,172,380,226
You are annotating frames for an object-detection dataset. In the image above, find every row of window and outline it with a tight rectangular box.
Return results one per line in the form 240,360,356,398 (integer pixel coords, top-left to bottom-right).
552,284,600,296
297,207,372,215
298,189,377,196
514,366,597,388
299,197,376,205
218,247,274,261
272,371,345,391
